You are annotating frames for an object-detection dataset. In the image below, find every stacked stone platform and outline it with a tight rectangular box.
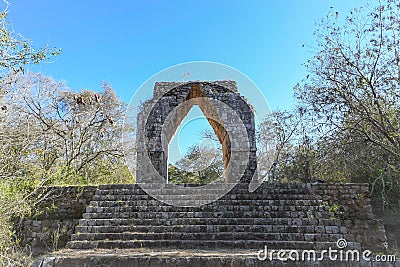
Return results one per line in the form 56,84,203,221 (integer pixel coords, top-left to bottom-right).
32,248,398,267
66,183,385,252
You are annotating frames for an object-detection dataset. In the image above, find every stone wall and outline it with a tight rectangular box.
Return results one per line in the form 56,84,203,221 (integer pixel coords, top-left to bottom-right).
16,186,97,256
311,183,387,252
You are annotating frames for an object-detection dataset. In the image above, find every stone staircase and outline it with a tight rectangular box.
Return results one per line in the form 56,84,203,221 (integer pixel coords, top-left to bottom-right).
66,183,364,251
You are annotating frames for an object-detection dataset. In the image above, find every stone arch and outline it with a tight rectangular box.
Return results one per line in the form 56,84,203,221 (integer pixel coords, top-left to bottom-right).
136,81,257,184
162,84,231,170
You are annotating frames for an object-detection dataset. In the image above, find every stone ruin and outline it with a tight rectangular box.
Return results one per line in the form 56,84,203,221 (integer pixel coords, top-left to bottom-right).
26,81,389,266
136,81,257,184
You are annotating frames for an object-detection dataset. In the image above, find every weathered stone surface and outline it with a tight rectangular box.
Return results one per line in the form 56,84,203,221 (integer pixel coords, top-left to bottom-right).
136,81,257,184
20,183,388,257
58,183,387,253
31,249,399,267
16,186,97,256
22,81,390,266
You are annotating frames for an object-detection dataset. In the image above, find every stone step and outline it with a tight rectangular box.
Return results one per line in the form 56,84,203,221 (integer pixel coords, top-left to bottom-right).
88,200,328,209
66,240,354,250
93,193,328,202
66,183,368,252
85,204,331,213
94,187,324,196
70,232,344,242
80,210,335,220
93,194,322,203
93,190,330,199
33,249,384,267
75,224,347,234
93,194,224,201
96,183,366,197
78,218,342,227
84,206,335,218
98,183,236,190
95,188,228,196
80,209,336,220
97,183,317,192
94,189,327,198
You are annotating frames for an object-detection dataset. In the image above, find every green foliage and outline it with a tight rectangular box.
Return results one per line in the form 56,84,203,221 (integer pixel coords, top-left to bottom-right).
328,204,339,213
291,0,400,212
1,73,133,187
0,8,60,84
0,5,62,263
0,178,35,266
168,164,221,184
168,145,224,184
0,4,134,265
41,161,134,186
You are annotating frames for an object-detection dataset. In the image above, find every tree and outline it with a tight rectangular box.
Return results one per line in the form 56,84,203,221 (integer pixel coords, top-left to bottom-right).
1,72,130,184
295,0,400,211
0,5,60,86
257,110,301,181
0,3,60,265
257,109,324,183
168,144,224,184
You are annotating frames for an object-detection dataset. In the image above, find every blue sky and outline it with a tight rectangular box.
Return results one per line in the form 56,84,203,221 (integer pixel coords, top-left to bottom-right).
8,0,364,110
7,1,364,160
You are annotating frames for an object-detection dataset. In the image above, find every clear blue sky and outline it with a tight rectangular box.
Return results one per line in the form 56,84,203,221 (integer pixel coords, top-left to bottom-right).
7,0,364,111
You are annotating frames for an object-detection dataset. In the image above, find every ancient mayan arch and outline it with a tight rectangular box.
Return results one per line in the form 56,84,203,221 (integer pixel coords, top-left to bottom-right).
27,80,389,266
136,80,257,184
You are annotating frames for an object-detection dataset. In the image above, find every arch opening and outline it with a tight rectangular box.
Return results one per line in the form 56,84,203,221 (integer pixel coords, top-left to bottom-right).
165,84,231,184
167,105,224,184
136,80,257,186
